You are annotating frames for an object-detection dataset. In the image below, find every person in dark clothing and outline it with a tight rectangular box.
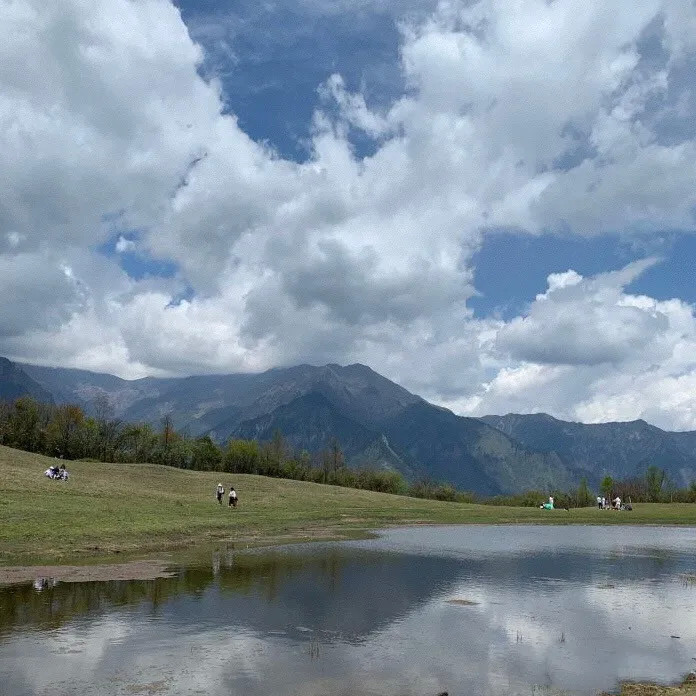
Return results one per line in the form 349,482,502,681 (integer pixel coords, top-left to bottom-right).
228,487,238,508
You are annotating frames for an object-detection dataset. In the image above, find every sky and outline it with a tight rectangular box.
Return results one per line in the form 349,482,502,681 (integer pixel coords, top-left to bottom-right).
1,0,696,429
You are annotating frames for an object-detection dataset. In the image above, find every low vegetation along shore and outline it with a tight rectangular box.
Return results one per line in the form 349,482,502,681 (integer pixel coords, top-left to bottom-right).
3,444,696,565
606,674,696,696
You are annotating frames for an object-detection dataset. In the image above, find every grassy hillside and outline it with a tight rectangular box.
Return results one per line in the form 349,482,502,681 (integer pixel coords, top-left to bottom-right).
2,444,696,564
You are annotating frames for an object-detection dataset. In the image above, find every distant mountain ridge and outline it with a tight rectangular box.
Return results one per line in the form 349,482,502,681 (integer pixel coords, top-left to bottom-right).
481,413,696,487
2,357,695,493
0,358,54,404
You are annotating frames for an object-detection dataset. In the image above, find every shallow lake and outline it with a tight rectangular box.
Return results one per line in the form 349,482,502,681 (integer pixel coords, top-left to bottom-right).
2,525,696,695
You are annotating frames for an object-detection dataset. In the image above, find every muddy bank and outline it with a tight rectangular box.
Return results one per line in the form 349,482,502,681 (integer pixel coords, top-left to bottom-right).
0,559,175,586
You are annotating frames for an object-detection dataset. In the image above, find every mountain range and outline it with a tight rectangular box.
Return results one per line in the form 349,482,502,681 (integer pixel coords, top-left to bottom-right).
2,357,695,494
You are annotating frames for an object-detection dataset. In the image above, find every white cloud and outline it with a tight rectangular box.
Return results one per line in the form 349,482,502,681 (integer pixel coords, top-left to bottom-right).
454,261,696,430
115,236,136,253
0,0,695,427
497,259,667,367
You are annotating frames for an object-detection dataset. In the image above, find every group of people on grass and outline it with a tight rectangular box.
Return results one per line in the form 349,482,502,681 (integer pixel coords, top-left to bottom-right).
44,463,69,481
216,483,238,507
538,494,632,511
596,495,631,510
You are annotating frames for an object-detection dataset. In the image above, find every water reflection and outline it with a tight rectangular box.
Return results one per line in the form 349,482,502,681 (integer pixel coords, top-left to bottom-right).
1,526,695,696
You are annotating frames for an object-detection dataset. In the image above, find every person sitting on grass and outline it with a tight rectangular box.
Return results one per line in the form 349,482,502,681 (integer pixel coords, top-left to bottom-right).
228,487,238,508
539,496,554,510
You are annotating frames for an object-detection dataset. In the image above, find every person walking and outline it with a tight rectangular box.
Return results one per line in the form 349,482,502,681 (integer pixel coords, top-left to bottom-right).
228,487,238,508
216,483,224,504
596,495,602,509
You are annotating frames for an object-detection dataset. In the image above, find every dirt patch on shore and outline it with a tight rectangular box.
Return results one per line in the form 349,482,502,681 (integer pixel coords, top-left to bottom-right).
0,559,175,586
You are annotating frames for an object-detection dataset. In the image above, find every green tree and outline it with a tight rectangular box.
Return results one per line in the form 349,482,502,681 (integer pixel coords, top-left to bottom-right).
191,436,223,471
7,397,41,452
93,392,123,461
224,439,260,473
118,423,158,463
46,404,85,459
329,437,345,472
600,475,614,499
161,414,175,450
269,430,286,473
644,465,666,502
576,477,593,507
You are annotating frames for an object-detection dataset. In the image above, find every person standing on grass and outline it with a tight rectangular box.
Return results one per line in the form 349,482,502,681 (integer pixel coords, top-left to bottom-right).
229,487,238,508
216,483,224,504
596,495,602,509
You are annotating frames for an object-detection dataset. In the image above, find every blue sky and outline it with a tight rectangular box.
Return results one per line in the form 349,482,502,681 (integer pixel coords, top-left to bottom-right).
2,0,696,428
470,232,696,319
175,0,414,159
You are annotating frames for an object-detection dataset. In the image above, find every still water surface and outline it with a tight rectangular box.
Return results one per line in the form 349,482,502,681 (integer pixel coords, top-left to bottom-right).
1,525,696,696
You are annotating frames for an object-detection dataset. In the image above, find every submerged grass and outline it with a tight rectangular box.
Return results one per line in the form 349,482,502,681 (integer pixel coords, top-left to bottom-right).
2,444,696,564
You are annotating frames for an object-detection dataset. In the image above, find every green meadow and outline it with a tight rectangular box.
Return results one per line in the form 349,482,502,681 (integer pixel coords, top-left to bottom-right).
2,444,696,564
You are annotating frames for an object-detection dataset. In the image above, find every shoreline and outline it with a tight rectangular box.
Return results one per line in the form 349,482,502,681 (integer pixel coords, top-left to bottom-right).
2,518,696,583
4,517,696,569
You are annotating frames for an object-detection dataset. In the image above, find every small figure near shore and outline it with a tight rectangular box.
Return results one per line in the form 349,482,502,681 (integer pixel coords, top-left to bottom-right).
216,483,224,504
596,495,602,509
228,487,238,508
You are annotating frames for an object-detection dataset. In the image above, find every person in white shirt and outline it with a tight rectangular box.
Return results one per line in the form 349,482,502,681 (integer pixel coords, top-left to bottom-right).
596,496,602,509
216,483,224,504
613,496,621,510
228,487,238,508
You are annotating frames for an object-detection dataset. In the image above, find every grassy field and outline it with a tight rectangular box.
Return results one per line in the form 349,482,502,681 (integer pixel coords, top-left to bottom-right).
2,444,696,564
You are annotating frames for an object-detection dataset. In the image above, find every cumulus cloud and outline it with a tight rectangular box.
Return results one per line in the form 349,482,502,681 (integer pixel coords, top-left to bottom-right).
496,259,668,366
0,0,695,427
455,261,696,430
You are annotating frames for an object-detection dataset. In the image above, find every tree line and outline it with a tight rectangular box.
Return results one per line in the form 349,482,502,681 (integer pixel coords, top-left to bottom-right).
1,395,695,504
0,396,423,497
484,469,696,507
